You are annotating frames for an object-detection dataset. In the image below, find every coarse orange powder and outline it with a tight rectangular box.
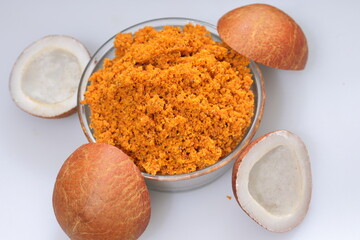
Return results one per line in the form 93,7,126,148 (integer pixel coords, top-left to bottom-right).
83,24,254,175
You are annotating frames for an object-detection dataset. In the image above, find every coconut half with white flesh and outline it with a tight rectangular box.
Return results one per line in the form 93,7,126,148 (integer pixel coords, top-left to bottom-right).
232,130,312,232
9,35,90,118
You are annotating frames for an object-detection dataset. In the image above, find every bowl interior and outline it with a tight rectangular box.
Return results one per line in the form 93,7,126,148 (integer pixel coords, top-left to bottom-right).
77,17,265,184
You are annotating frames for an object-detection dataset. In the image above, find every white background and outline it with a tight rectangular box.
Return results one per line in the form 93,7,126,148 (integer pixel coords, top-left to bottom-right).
1,0,360,239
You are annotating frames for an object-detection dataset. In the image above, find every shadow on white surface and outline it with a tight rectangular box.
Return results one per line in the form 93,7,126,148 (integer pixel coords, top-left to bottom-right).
253,64,284,137
140,191,175,239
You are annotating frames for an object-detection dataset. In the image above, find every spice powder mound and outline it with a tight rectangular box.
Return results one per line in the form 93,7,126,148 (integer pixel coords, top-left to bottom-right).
82,24,254,175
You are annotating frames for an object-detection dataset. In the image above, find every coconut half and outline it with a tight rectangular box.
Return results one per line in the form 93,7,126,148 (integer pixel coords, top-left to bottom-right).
232,130,312,232
9,35,90,118
217,4,308,70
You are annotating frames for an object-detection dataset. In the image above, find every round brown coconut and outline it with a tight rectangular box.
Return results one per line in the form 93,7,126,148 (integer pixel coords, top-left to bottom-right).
53,143,151,240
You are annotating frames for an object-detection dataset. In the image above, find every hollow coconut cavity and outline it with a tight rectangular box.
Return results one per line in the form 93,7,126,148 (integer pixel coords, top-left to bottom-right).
232,130,312,232
9,35,90,118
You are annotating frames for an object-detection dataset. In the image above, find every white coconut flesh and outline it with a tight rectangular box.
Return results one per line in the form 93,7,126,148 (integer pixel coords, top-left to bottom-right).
234,130,312,232
10,35,90,118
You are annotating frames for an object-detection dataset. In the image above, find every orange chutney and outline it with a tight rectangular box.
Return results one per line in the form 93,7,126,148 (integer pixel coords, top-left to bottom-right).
82,24,254,175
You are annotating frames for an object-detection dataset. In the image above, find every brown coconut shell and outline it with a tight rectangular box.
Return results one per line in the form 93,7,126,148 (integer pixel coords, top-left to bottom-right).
53,143,151,240
218,4,308,70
